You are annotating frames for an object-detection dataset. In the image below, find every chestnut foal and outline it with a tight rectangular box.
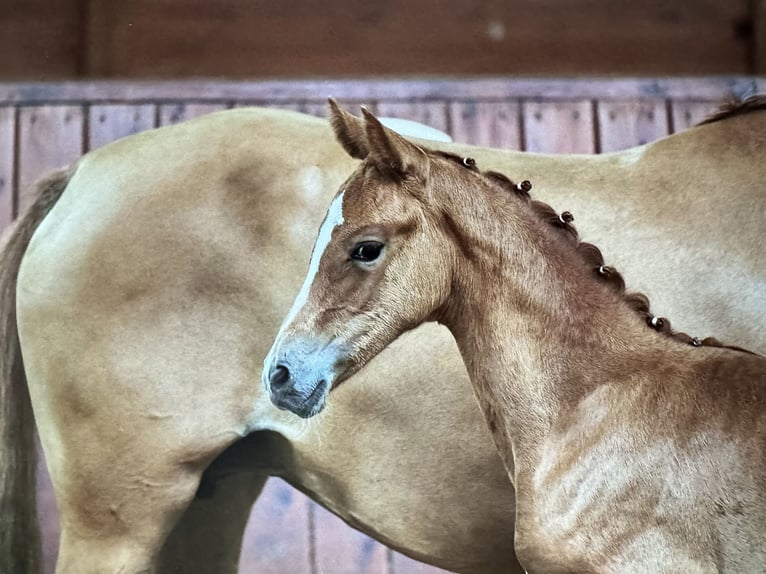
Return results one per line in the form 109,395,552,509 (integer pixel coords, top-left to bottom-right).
264,103,766,573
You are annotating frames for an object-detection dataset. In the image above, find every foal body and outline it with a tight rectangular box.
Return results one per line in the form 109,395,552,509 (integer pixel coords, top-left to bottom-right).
264,104,766,573
440,197,766,572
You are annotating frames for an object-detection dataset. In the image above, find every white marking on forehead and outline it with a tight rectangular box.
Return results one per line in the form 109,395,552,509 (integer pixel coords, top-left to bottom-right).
281,190,346,329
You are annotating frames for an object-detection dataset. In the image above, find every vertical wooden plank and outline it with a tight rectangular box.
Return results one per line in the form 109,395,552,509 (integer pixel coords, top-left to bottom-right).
88,104,156,150
392,553,452,574
0,107,15,231
17,106,84,213
522,101,595,153
158,103,229,126
597,101,669,152
449,101,522,149
314,505,389,574
374,102,450,135
670,101,724,132
238,478,312,574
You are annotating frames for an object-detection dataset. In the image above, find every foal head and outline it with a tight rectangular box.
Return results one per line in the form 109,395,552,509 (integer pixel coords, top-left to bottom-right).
262,102,485,418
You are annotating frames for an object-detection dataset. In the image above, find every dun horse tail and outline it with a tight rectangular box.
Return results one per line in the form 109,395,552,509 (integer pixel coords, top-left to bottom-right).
0,167,74,574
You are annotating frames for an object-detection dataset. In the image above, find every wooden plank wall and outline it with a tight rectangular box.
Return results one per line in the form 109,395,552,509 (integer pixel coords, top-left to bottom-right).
0,76,761,574
0,0,763,79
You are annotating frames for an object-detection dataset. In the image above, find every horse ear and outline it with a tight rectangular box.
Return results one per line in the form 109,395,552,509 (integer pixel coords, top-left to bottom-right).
361,107,428,179
328,98,369,160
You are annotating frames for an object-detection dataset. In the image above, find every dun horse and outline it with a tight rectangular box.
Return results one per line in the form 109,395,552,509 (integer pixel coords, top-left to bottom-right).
264,102,766,573
2,99,765,573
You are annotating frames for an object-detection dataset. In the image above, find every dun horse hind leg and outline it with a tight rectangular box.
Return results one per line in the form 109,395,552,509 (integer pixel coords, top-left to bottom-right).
29,364,250,574
52,475,201,572
46,427,214,574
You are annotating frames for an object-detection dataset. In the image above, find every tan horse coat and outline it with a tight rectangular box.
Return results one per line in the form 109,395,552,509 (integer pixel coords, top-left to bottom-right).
2,103,764,573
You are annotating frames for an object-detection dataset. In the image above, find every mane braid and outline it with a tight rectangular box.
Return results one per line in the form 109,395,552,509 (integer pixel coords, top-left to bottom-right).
480,168,755,355
436,151,480,171
697,94,766,126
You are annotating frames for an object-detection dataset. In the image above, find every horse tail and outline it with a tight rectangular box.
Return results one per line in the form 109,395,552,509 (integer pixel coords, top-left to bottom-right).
0,167,74,574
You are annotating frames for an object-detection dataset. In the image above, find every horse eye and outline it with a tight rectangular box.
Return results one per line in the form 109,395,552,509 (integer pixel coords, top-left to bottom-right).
350,241,384,263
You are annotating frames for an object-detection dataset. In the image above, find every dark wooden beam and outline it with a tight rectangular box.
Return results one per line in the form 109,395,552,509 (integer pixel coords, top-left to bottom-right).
0,0,82,79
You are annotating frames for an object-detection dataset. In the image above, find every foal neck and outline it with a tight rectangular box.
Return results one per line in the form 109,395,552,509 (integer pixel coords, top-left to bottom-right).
437,183,674,473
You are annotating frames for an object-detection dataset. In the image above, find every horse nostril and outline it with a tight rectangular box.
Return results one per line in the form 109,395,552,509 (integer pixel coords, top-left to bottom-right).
269,364,291,389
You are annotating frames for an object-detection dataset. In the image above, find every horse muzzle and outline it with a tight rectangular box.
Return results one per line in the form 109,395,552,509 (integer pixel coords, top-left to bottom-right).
262,338,342,418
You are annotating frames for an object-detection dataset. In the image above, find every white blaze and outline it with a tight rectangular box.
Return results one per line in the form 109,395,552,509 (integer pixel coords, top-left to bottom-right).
262,191,346,387
281,190,346,331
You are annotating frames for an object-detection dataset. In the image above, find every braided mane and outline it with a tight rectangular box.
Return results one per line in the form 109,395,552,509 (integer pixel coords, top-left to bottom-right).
697,94,766,126
465,166,754,355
